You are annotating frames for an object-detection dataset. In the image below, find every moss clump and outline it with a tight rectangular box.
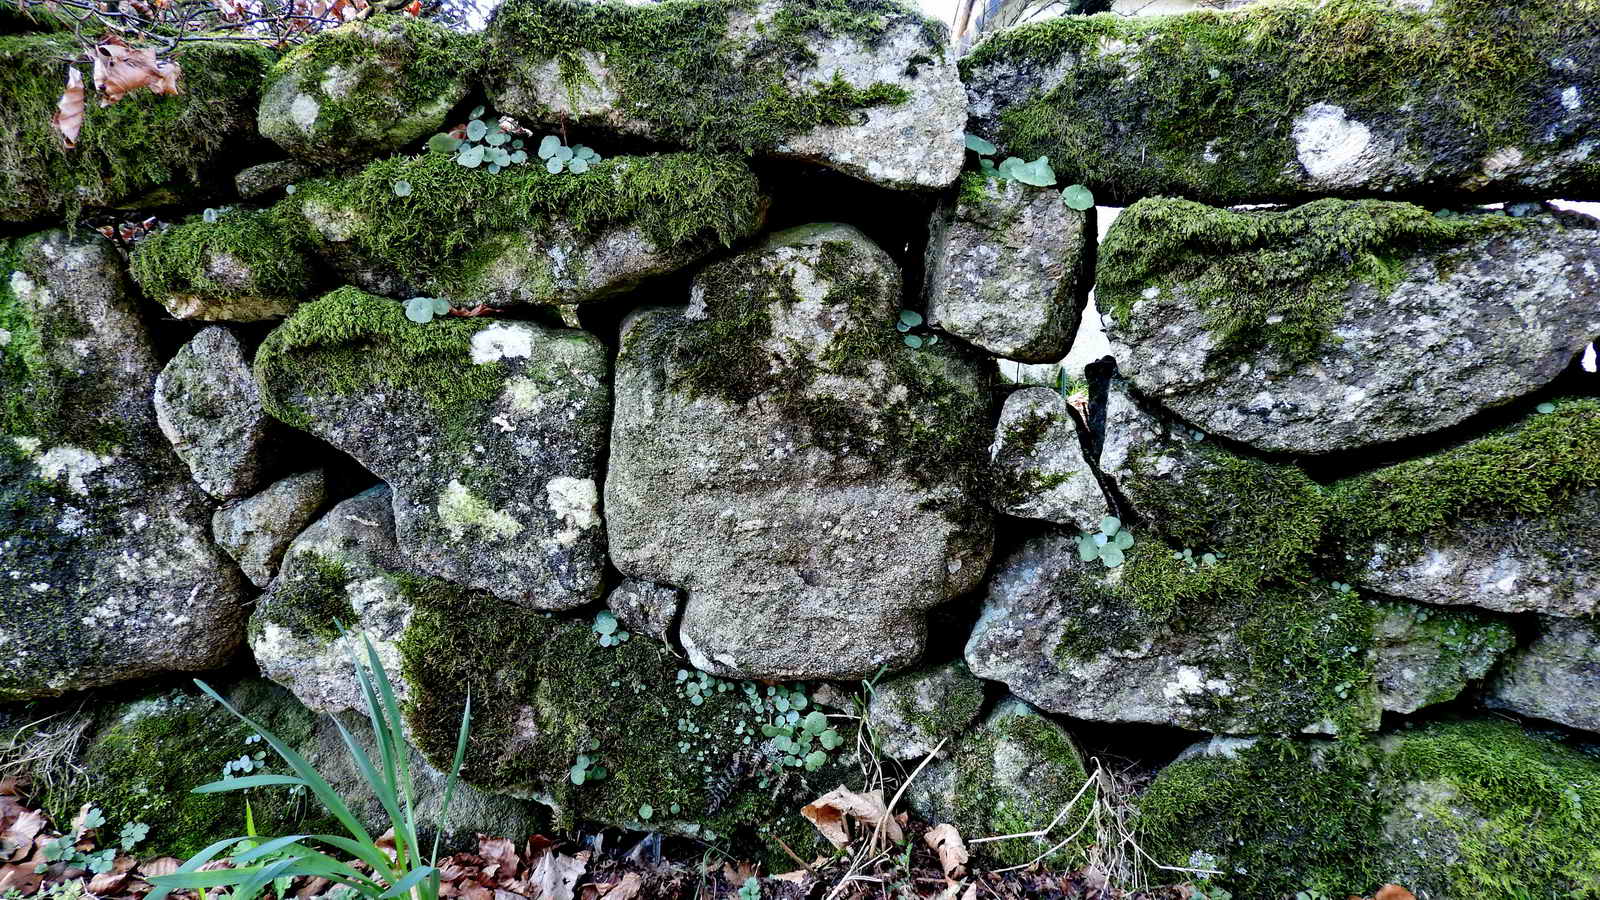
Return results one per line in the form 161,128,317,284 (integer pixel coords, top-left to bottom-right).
487,0,934,154
44,680,335,858
0,34,274,222
254,551,358,643
279,150,764,297
1375,601,1514,708
1333,397,1600,543
253,286,503,433
960,0,1596,204
1098,198,1527,364
129,207,316,308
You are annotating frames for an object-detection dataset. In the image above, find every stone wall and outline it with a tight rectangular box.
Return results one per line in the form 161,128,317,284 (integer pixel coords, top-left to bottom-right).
3,0,1600,896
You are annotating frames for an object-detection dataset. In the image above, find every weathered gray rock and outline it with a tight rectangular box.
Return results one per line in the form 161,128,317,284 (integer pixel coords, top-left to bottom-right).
0,231,250,700
258,16,479,165
866,661,985,761
154,326,278,500
924,177,1092,361
1488,616,1600,733
256,288,610,610
607,223,994,680
908,699,1090,867
131,209,318,322
988,387,1105,527
486,0,966,191
236,160,317,201
250,486,413,715
213,470,330,588
1371,601,1514,716
606,578,683,643
1100,199,1600,454
960,0,1600,206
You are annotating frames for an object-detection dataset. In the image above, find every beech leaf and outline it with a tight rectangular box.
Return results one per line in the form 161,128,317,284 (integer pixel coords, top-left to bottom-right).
923,823,969,880
50,66,83,148
93,35,180,106
800,786,904,849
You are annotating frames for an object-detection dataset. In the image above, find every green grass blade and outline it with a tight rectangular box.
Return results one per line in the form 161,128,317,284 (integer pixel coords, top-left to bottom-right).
149,866,269,891
192,774,308,794
379,865,437,899
364,633,421,859
339,625,413,870
233,855,301,900
309,833,403,875
230,835,309,865
330,713,408,845
430,690,472,865
144,837,252,900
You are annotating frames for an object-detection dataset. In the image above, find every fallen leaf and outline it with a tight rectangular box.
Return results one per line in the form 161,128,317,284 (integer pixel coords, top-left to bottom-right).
479,836,519,874
51,66,84,148
92,34,180,106
771,870,808,883
402,0,420,14
597,872,641,900
2,809,44,861
88,869,131,894
0,841,46,895
721,861,756,885
800,786,904,849
296,875,332,897
923,823,969,880
374,827,398,863
138,857,181,878
1375,887,1417,900
530,852,586,900
960,883,978,900
460,884,493,900
493,890,527,900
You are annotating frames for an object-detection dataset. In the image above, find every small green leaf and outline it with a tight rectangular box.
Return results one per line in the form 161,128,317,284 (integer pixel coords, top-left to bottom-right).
594,611,619,635
457,144,485,168
819,729,842,750
964,133,997,156
555,145,574,162
1061,184,1094,210
1114,529,1134,550
485,131,509,146
538,135,561,159
466,119,488,141
576,145,598,160
545,157,564,174
802,711,828,735
487,163,502,174
1012,156,1057,187
404,297,436,324
569,766,587,786
1537,402,1557,414
979,158,997,175
427,133,462,154
1099,544,1125,567
1099,515,1121,535
639,804,653,820
510,150,528,164
1077,536,1097,562
804,750,827,771
470,105,485,118
569,157,590,174
431,298,450,314
391,179,412,197
904,334,923,348
898,309,923,327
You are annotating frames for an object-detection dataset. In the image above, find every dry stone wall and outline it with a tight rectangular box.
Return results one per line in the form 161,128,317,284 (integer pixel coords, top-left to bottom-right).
3,0,1600,895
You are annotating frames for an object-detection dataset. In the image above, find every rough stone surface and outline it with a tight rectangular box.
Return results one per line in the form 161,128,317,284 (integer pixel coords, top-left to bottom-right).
236,160,318,201
866,660,985,761
924,177,1092,362
1371,601,1514,716
486,0,966,191
258,17,475,165
988,386,1105,528
154,326,279,500
256,290,611,610
606,578,683,643
213,470,330,588
0,232,250,700
1487,616,1600,733
1102,201,1600,454
131,209,318,322
607,223,993,680
959,0,1600,206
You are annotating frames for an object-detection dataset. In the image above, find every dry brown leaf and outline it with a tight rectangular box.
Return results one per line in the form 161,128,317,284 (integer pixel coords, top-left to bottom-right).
51,65,85,148
596,872,641,900
530,851,586,900
721,861,757,885
88,869,131,894
923,823,969,880
460,884,493,900
771,871,808,884
92,35,180,106
0,841,46,895
296,875,332,897
493,890,527,900
1375,886,1417,900
960,883,978,900
800,786,904,849
479,836,519,874
2,809,44,862
138,857,181,878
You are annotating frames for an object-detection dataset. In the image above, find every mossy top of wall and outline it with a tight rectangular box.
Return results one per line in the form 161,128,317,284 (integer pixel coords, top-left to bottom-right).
485,0,939,154
960,0,1600,205
0,34,274,222
129,206,318,309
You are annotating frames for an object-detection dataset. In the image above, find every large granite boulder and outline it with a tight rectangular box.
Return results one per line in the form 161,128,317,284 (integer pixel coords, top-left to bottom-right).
1487,616,1600,734
485,0,966,190
255,288,610,610
154,326,280,501
131,208,318,321
607,223,994,680
258,16,479,165
960,0,1600,206
865,660,985,761
924,176,1093,362
0,231,249,700
213,469,330,589
1335,397,1600,617
280,152,767,307
0,37,274,222
1099,199,1600,454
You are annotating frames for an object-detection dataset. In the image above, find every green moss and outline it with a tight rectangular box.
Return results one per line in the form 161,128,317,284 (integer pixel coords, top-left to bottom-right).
960,0,1593,204
255,551,358,643
884,663,984,754
1098,198,1527,364
253,286,503,433
44,680,335,858
129,207,316,307
279,150,763,297
990,405,1076,507
1333,397,1600,543
0,34,274,222
487,0,933,154
1376,601,1515,707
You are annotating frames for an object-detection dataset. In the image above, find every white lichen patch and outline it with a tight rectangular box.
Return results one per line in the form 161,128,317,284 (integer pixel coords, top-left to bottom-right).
505,376,548,413
546,476,600,545
1562,85,1582,111
470,323,537,364
0,328,11,348
437,479,524,541
1292,103,1373,184
34,446,115,495
289,93,321,132
1162,664,1233,701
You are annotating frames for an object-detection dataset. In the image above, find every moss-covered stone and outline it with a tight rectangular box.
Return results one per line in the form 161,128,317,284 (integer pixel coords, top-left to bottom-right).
130,207,318,321
960,0,1600,205
0,35,274,222
259,16,480,164
865,660,985,761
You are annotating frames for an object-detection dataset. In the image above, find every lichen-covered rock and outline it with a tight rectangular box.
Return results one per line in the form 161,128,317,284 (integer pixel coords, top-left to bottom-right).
236,159,317,201
1138,720,1600,898
1487,616,1600,733
0,36,274,222
485,0,965,191
258,16,479,165
0,231,249,700
154,326,279,501
607,223,994,680
924,176,1092,362
1371,601,1514,716
606,578,683,643
255,288,610,610
131,208,317,321
908,699,1091,867
1100,199,1600,454
1335,398,1600,617
865,660,985,761
280,151,766,307
213,470,329,588
960,0,1600,206
987,387,1104,527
